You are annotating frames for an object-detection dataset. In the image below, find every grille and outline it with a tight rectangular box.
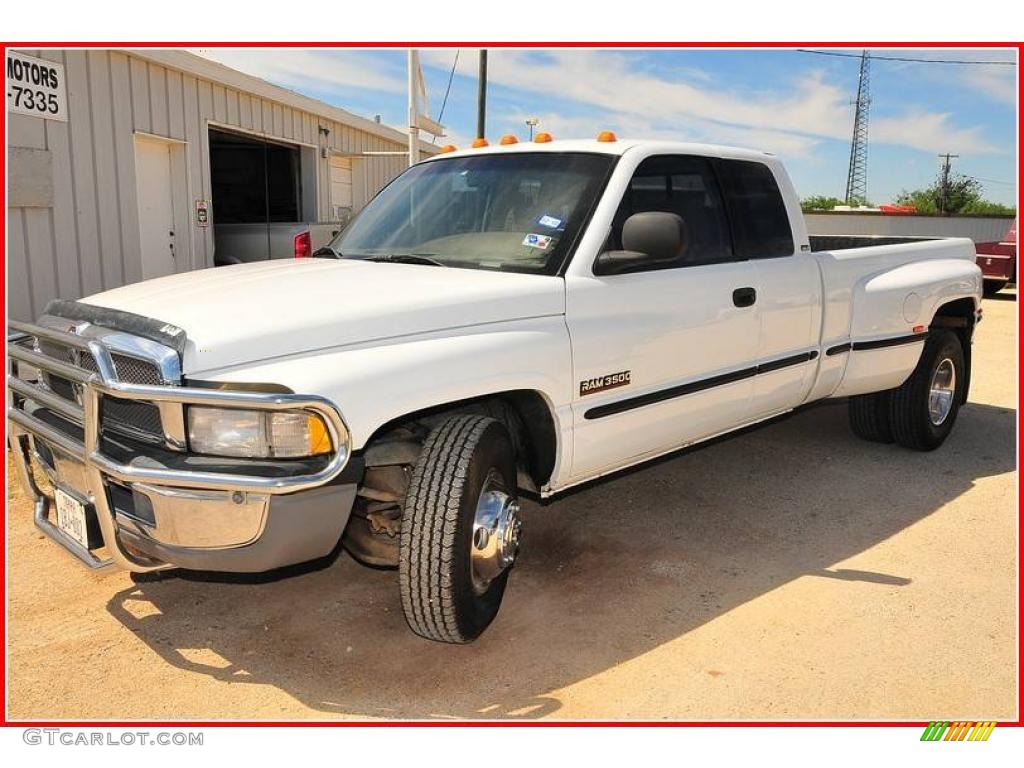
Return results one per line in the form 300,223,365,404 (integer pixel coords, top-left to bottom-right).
35,338,168,444
38,340,163,384
103,397,164,439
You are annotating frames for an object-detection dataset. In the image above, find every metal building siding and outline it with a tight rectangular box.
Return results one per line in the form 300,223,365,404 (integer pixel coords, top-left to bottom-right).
805,212,1014,244
6,50,413,321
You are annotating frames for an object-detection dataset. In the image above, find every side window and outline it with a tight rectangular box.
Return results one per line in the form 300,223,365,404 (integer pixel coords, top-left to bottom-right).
609,155,733,268
716,159,794,258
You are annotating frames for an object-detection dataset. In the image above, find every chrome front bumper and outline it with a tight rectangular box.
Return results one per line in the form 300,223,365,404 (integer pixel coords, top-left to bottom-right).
8,319,353,573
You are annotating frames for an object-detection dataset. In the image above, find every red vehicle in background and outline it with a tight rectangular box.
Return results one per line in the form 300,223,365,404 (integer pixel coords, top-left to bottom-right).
976,221,1017,296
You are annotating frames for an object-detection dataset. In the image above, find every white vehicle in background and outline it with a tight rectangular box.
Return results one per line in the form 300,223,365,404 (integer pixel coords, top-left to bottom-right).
213,222,346,264
9,133,982,643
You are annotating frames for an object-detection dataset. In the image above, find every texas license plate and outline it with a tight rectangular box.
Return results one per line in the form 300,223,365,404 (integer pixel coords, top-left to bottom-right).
54,487,89,549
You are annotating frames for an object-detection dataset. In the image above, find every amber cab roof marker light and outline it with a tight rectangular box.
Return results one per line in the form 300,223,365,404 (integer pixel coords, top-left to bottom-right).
440,144,458,153
596,130,618,142
471,137,489,148
499,134,518,145
534,132,554,143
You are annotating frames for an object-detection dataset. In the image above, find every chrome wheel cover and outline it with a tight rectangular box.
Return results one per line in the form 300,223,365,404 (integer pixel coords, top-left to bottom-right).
470,469,521,595
928,358,956,426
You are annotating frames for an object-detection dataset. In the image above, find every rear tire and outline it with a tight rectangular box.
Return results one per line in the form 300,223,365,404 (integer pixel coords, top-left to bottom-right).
399,415,519,643
848,391,894,443
888,330,965,451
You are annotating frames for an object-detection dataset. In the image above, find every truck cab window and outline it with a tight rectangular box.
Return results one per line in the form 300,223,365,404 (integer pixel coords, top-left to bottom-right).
716,159,794,258
609,155,733,267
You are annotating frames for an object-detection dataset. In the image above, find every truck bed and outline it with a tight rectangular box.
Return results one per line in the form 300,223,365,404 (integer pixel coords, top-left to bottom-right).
809,234,935,252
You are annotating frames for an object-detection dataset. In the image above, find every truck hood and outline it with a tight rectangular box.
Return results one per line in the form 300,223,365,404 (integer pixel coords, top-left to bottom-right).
81,259,565,374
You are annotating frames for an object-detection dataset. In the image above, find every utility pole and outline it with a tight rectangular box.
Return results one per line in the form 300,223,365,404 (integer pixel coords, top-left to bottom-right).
938,153,959,215
476,50,488,140
525,117,539,140
407,50,419,167
844,50,871,206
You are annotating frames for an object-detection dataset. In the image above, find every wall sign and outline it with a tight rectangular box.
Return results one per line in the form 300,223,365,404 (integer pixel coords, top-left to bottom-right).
195,200,210,227
6,51,67,122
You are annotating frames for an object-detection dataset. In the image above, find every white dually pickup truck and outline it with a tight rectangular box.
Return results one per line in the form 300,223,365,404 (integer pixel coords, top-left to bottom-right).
9,137,982,643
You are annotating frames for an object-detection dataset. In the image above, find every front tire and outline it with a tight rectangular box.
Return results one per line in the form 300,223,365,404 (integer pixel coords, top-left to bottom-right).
888,330,965,451
399,415,521,643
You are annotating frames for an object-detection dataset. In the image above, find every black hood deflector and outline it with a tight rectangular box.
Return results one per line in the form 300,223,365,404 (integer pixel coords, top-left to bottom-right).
43,299,188,356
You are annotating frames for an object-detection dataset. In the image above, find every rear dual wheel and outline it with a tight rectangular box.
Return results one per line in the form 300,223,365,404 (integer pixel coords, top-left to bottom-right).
983,280,1008,297
848,329,965,451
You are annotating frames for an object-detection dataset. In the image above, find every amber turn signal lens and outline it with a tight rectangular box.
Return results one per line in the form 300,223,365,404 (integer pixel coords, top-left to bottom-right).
306,414,332,456
596,130,618,142
471,137,489,148
534,132,553,143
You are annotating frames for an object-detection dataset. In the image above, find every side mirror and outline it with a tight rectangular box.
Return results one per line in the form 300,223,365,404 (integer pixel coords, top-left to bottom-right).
593,211,688,276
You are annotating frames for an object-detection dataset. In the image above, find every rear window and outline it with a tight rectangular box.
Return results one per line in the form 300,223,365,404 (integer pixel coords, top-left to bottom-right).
717,160,794,258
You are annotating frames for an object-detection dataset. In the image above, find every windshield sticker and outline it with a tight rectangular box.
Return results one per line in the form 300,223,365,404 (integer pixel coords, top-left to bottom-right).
536,214,564,229
523,234,553,250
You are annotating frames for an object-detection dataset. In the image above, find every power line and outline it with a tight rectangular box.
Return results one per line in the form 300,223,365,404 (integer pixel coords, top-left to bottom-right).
431,49,460,144
797,49,1016,66
969,175,1016,186
437,50,459,125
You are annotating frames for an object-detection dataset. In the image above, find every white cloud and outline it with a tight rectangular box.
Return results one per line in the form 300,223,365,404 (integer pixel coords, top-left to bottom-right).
961,67,1017,107
422,49,1003,156
192,49,406,96
873,111,995,154
505,110,821,159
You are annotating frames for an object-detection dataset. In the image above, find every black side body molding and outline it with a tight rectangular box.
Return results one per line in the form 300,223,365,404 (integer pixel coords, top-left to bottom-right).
584,349,818,420
850,333,926,351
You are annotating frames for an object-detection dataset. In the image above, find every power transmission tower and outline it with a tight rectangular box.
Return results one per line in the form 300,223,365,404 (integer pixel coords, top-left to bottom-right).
844,51,871,206
937,153,959,215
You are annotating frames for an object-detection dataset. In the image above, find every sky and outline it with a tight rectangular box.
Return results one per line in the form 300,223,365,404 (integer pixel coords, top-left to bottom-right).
194,48,1018,206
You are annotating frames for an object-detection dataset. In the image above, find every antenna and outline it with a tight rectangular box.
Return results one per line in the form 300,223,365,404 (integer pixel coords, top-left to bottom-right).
844,51,871,206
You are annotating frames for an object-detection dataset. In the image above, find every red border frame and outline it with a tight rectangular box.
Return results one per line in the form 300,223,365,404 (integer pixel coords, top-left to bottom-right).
1,40,1021,728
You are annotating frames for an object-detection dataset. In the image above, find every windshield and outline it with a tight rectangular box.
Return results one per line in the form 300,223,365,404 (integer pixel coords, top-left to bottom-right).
331,152,616,275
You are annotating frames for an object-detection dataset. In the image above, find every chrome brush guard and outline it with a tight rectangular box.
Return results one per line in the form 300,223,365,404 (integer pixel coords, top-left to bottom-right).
7,319,351,572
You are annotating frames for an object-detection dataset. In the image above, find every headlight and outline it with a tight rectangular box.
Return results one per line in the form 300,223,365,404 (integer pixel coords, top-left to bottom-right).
187,407,335,458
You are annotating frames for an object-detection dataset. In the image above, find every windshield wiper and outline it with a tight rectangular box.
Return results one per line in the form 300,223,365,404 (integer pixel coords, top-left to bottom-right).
364,253,445,267
311,245,343,258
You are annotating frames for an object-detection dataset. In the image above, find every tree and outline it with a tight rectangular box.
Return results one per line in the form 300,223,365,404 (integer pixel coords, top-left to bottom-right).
801,195,845,212
897,172,1015,216
960,198,1018,216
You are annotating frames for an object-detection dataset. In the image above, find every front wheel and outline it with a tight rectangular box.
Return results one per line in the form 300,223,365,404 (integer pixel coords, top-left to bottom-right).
399,415,521,643
888,329,966,451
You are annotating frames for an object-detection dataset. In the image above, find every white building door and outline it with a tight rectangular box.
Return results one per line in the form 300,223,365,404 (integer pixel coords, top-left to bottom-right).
134,136,178,279
329,155,353,219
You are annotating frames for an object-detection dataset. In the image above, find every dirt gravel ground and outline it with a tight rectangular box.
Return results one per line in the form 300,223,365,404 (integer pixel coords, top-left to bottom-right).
6,291,1018,721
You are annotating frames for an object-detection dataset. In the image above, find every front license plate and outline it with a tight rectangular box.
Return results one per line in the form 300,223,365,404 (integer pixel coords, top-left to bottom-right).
54,487,89,549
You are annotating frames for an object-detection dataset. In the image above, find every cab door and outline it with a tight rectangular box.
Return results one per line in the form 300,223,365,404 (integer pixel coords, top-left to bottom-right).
563,154,761,483
715,158,822,417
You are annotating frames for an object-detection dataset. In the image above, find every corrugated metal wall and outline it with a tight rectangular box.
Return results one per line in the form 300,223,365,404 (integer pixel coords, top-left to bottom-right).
7,49,414,322
805,212,1015,244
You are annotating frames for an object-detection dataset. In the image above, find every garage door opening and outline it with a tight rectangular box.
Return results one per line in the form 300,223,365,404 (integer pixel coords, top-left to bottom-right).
209,128,313,264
